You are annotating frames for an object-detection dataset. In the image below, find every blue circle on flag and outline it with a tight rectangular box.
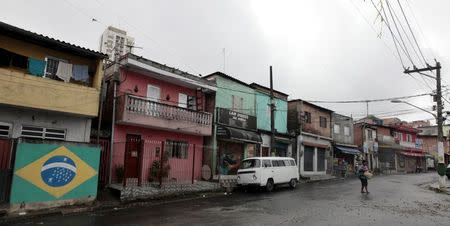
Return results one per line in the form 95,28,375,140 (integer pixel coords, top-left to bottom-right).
41,155,77,187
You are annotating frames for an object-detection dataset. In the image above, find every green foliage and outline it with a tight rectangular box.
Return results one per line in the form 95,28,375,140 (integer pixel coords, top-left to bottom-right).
148,151,171,182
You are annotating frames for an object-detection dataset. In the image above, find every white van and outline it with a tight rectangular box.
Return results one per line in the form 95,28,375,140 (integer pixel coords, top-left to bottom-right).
237,157,299,191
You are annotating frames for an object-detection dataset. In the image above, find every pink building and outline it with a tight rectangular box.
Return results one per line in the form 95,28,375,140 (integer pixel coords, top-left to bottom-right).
103,54,216,185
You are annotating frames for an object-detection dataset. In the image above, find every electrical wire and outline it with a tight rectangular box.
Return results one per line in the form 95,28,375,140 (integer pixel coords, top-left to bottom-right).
397,0,428,65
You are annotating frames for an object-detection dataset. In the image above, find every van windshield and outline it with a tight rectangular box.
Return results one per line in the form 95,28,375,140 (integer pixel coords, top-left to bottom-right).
240,159,261,169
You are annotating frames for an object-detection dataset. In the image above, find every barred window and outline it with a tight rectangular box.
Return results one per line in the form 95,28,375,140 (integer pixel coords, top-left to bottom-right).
0,122,12,138
21,126,66,140
165,140,188,159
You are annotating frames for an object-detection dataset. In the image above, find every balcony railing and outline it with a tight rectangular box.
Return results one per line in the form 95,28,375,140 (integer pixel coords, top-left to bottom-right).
120,94,212,127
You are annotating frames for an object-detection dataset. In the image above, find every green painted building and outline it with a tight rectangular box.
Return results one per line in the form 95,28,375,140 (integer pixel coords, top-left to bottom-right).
250,83,292,157
203,72,261,177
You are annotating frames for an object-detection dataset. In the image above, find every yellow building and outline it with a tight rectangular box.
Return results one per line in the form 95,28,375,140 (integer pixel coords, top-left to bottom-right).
0,21,106,142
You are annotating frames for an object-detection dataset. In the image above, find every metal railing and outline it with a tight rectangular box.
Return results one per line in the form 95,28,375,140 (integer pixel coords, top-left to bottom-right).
123,94,212,126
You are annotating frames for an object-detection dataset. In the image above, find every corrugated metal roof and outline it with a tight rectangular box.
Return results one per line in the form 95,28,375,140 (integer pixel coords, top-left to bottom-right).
0,21,107,59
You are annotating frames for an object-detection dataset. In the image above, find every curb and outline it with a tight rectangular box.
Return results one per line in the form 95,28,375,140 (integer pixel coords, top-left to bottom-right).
0,188,225,224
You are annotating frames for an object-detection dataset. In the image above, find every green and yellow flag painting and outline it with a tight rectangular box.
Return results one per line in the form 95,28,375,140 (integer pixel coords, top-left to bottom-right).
10,143,100,204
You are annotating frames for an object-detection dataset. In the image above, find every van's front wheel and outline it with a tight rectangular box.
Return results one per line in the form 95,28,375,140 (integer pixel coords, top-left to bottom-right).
289,179,297,189
266,179,274,192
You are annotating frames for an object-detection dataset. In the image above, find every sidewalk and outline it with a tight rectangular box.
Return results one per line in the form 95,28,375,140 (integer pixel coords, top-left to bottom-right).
1,181,224,224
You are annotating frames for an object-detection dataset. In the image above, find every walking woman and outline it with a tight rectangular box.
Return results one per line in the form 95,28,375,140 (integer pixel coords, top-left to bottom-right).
358,160,369,193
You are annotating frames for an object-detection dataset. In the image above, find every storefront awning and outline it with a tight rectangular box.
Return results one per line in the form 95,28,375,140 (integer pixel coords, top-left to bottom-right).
335,146,361,155
217,126,262,143
400,151,425,157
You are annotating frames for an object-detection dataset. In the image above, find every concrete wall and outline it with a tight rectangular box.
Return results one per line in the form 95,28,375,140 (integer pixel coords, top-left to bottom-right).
117,69,204,109
112,124,204,183
214,76,256,116
332,113,354,145
288,101,332,138
0,106,91,142
255,91,287,133
0,35,103,117
10,142,100,211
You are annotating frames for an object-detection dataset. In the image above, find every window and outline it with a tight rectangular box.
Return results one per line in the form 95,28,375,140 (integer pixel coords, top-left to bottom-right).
0,122,12,138
263,160,272,167
290,160,296,166
178,93,188,108
372,130,376,140
319,116,327,128
304,146,314,171
179,94,197,110
367,129,373,140
240,159,260,169
147,85,160,102
317,148,326,171
277,160,285,166
344,126,350,136
304,112,311,123
406,134,412,142
45,56,67,79
165,140,188,159
21,126,66,140
187,96,197,110
271,160,279,167
232,95,243,111
334,124,340,134
283,160,290,166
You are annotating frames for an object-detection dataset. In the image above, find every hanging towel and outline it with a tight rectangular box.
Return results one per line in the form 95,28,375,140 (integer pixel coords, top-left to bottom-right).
72,64,89,82
27,58,46,77
56,61,73,82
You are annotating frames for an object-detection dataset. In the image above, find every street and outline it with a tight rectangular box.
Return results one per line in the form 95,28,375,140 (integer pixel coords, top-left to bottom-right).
7,173,450,226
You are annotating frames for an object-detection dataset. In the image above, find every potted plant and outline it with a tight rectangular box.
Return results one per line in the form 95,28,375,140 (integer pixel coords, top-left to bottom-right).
148,151,171,183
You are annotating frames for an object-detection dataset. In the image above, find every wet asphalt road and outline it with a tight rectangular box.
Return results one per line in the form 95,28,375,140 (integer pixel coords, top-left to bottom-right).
6,173,450,226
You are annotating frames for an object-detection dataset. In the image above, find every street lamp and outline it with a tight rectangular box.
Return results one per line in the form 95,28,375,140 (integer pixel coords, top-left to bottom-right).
391,99,446,189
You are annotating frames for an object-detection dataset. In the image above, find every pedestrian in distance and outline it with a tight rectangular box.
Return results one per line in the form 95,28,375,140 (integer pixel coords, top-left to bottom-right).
358,160,370,193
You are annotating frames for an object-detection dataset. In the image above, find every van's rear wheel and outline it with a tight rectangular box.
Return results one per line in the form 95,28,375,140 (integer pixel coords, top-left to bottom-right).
289,179,297,189
266,179,274,192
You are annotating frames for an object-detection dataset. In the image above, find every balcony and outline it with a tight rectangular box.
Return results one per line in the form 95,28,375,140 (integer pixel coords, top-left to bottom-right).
377,135,397,144
0,67,101,117
116,94,212,136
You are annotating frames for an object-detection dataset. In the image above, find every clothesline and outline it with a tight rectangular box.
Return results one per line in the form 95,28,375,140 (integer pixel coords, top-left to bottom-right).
0,48,90,83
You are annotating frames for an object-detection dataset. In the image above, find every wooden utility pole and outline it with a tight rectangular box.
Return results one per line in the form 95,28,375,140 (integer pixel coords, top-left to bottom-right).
270,66,276,154
404,61,446,189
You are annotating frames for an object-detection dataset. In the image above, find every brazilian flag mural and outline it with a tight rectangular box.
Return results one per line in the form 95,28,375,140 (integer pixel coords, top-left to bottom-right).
10,143,100,204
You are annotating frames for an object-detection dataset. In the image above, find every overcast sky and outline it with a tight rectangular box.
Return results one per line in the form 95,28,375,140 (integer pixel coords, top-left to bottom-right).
2,0,449,123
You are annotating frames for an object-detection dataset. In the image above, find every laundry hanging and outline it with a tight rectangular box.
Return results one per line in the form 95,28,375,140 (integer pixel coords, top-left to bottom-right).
72,64,89,82
27,57,46,77
56,61,73,82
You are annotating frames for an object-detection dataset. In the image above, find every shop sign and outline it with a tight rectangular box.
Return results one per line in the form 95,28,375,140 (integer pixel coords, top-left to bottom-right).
217,108,256,130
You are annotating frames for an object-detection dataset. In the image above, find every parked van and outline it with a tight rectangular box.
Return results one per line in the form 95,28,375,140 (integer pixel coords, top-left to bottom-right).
237,157,299,192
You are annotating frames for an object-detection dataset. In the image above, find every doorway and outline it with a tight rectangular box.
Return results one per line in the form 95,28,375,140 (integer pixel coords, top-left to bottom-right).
125,134,141,179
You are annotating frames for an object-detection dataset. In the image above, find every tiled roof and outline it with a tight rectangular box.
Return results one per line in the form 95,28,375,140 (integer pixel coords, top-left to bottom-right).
0,21,107,59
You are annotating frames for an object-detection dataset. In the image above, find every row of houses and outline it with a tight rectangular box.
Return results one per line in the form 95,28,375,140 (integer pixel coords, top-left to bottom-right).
0,21,448,210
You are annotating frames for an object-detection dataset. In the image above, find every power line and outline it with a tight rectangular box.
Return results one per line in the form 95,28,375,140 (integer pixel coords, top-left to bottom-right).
399,0,428,64
381,0,415,66
304,92,430,104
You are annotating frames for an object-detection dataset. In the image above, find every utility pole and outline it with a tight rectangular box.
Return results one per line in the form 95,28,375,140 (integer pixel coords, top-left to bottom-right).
404,61,446,189
366,101,369,117
270,66,276,154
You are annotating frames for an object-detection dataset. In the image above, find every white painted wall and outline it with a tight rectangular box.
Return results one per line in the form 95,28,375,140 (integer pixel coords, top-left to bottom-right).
0,106,92,142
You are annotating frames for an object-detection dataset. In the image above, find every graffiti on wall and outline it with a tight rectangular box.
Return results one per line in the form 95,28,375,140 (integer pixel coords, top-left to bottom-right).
10,143,100,204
